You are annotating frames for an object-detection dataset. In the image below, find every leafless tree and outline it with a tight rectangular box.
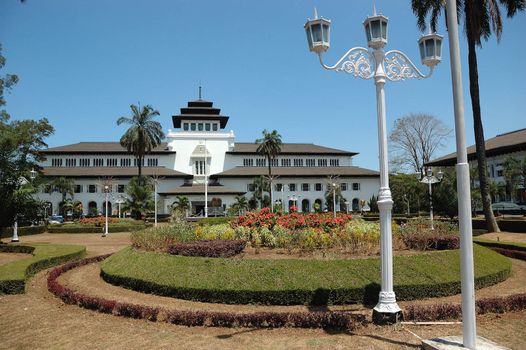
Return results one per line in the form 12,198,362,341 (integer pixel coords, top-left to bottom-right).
389,113,452,173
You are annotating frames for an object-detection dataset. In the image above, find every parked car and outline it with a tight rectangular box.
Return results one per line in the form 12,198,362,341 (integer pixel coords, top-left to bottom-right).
48,215,64,224
491,202,526,215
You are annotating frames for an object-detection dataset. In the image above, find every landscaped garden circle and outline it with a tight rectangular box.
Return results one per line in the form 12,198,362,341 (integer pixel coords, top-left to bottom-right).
100,244,511,305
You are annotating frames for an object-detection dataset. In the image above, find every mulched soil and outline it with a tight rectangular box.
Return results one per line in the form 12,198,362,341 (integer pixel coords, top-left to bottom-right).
0,232,525,349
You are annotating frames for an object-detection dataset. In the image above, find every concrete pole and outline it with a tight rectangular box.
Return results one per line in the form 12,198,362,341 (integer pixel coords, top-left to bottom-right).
154,180,158,227
429,180,434,230
204,139,208,218
333,184,336,218
446,0,477,347
103,190,109,237
372,49,401,324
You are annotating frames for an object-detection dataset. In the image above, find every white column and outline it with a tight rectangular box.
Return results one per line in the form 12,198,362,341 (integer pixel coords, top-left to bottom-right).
429,180,434,230
372,49,401,323
204,140,208,218
154,181,158,227
11,219,19,242
103,191,109,237
446,0,477,347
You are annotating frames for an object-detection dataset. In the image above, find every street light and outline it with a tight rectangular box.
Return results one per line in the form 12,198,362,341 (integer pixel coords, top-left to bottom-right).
115,197,125,219
305,7,442,324
417,168,443,230
287,194,301,212
102,184,110,237
332,182,337,218
11,169,37,242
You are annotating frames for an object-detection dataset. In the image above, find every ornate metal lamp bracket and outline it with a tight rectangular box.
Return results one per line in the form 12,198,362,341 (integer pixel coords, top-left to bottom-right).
384,50,434,81
318,47,375,80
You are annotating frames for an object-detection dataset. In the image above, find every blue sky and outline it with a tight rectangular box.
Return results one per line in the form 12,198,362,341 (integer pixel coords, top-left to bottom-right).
1,0,525,171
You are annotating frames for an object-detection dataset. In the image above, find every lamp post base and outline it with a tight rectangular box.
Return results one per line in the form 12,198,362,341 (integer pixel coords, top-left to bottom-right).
373,292,403,325
11,238,20,243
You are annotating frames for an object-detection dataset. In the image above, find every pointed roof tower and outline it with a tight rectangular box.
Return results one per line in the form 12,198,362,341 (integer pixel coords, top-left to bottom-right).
172,98,230,129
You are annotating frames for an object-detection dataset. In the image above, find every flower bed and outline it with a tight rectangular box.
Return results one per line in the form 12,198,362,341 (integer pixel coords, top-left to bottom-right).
168,240,247,258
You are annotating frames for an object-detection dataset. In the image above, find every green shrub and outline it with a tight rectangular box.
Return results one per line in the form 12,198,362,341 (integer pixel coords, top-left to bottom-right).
398,217,459,251
131,219,194,251
0,243,86,294
101,245,510,305
196,217,236,226
1,225,46,238
48,225,148,234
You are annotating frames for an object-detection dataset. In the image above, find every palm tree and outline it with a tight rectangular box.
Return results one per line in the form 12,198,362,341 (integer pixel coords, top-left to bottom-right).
123,176,154,220
171,196,190,216
256,129,282,211
117,104,165,181
232,195,249,216
411,0,525,232
251,176,270,209
503,156,521,201
44,177,74,215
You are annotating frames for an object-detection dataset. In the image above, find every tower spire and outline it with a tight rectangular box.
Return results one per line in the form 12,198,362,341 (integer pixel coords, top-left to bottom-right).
198,85,202,100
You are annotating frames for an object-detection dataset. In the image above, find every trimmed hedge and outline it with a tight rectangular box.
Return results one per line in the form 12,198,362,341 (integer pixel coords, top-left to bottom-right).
47,225,148,234
405,293,526,321
0,243,86,294
195,217,236,226
168,239,246,258
1,225,46,239
101,245,511,305
472,219,526,233
403,235,460,251
48,255,365,330
474,239,526,252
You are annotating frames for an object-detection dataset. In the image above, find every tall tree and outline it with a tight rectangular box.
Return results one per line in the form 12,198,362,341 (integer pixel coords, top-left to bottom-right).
171,195,190,216
44,177,74,216
231,195,249,216
256,129,282,211
503,156,521,201
0,45,54,229
117,104,165,180
250,176,270,209
123,176,154,220
411,0,525,232
389,113,452,173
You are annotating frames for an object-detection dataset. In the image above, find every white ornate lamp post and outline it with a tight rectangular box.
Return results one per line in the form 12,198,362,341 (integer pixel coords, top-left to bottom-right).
332,182,337,218
102,185,109,237
115,198,125,219
11,169,37,242
417,168,443,230
304,7,442,324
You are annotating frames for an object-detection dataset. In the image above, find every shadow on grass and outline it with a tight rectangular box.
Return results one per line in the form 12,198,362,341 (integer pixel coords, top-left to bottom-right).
349,332,421,349
216,328,260,339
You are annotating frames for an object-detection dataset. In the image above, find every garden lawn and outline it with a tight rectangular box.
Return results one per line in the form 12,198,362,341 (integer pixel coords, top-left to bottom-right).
101,245,510,305
0,243,86,294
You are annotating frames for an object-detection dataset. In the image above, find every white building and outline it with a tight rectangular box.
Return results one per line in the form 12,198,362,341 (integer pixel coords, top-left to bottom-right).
37,98,380,216
427,127,526,203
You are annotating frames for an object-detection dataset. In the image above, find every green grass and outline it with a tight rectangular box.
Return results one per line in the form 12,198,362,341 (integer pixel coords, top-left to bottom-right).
0,243,86,294
101,245,511,305
473,238,526,252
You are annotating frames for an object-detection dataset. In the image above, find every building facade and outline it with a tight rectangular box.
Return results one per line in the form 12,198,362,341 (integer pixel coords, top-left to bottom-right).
37,98,380,216
427,128,526,203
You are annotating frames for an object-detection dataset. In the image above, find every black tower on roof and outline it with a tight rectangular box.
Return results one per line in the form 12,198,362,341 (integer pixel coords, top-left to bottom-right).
172,99,230,129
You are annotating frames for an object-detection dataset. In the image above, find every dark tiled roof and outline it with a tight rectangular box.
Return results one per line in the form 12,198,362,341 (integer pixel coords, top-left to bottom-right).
427,127,526,166
172,99,229,128
41,142,173,154
41,167,192,178
210,166,379,178
159,184,246,195
228,143,357,156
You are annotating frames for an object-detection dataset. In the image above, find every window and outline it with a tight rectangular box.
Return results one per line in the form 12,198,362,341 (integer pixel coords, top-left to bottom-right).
107,158,118,167
147,158,158,167
275,183,283,191
191,123,196,131
288,183,296,191
194,160,205,175
88,185,97,193
52,159,63,167
183,123,189,131
212,124,218,131
134,159,145,167
302,183,310,191
315,183,323,191
340,183,347,191
281,159,291,167
80,158,90,167
306,159,316,167
205,123,211,131
65,159,76,167
243,159,254,167
269,159,278,167
330,159,340,167
497,170,503,177
74,185,83,193
352,182,361,191
317,159,327,167
118,184,125,193
93,158,104,167
120,158,131,167
256,159,266,167
247,184,255,192
198,123,204,131
294,159,304,167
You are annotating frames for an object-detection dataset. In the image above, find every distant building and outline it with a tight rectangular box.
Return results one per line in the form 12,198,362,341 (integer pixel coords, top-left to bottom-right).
36,98,380,216
427,128,526,203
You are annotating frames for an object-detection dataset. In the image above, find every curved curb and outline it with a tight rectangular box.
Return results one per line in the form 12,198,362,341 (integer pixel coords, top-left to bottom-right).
47,255,366,330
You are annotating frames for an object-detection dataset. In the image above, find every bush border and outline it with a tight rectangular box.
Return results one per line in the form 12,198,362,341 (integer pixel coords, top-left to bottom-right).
47,225,148,234
0,244,86,294
1,225,46,238
47,255,365,330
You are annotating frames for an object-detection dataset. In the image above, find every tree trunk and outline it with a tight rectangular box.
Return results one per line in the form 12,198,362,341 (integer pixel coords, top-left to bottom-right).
267,156,272,211
466,13,500,233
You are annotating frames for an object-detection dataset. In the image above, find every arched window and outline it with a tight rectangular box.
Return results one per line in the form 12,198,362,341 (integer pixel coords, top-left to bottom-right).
301,199,310,212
